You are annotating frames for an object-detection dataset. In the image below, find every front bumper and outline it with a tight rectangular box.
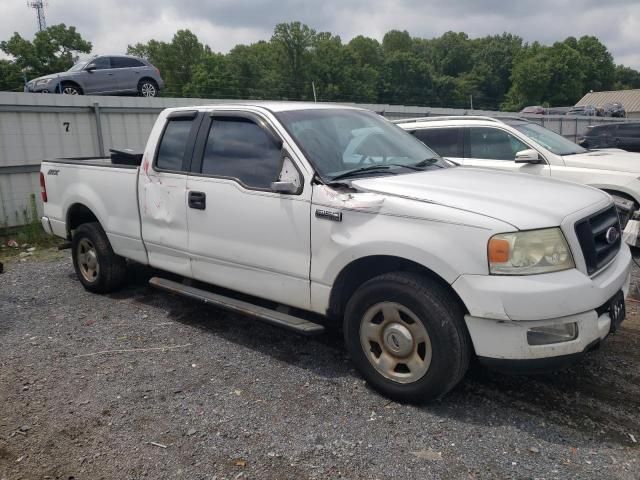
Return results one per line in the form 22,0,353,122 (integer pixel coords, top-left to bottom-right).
453,245,632,362
25,81,60,93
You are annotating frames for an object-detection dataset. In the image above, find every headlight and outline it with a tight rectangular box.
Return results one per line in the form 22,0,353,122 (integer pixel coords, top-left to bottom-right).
35,78,53,85
488,228,574,275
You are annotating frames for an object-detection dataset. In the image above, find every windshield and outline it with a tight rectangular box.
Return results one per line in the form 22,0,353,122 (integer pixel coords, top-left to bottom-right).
512,122,587,156
68,60,88,72
276,109,446,181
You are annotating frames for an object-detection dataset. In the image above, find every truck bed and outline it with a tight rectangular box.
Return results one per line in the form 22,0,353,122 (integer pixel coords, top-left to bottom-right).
41,157,147,264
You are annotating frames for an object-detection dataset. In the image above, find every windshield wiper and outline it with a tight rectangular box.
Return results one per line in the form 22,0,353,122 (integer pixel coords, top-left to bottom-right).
411,157,444,169
329,165,397,182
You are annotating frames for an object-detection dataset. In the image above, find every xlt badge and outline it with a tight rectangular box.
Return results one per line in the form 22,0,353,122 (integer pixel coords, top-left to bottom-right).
315,209,342,222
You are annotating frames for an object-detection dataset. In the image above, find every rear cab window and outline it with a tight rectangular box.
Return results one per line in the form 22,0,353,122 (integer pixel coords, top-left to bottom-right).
155,113,198,172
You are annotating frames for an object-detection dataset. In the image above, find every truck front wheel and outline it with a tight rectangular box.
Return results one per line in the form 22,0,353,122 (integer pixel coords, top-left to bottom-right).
344,272,471,403
72,222,127,293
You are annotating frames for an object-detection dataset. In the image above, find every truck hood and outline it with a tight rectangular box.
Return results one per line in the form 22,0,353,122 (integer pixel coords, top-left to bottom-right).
351,167,608,230
562,149,640,173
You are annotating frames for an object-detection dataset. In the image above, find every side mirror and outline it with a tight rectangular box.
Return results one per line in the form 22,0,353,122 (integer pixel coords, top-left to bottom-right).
85,63,97,72
515,148,541,164
272,156,302,194
271,181,298,193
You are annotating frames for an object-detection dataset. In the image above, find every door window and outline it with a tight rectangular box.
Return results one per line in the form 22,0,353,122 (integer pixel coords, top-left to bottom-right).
89,57,111,70
201,117,282,190
112,57,145,68
468,127,529,160
617,124,640,137
155,118,195,171
412,128,462,157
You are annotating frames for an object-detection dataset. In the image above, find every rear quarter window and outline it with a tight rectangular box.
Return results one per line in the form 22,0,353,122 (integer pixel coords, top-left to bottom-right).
155,118,195,171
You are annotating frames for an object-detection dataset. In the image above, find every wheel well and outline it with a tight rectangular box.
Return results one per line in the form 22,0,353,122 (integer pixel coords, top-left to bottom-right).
59,80,83,93
138,77,157,86
66,204,99,239
327,255,467,320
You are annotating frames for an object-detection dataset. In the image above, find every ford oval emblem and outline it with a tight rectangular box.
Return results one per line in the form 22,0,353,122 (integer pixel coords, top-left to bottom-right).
605,226,620,245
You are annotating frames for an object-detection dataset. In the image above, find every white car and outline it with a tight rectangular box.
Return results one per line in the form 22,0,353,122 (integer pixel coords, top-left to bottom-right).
397,116,640,223
39,103,631,402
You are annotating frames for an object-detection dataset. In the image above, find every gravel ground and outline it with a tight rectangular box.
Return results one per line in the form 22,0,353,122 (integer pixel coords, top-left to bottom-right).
1,251,639,480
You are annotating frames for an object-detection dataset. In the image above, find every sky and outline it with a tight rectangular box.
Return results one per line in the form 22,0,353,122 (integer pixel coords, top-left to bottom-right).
1,0,640,69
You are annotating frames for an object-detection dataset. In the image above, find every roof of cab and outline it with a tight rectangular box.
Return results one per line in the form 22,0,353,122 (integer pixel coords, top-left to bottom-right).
163,101,365,114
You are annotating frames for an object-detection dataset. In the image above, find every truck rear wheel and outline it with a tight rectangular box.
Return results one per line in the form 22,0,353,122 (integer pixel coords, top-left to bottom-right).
72,222,127,293
344,272,470,403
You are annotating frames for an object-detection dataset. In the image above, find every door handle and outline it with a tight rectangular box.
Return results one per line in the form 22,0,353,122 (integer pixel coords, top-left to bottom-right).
188,191,206,210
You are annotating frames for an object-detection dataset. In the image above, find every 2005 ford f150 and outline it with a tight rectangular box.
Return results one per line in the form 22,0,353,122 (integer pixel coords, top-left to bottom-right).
40,103,632,402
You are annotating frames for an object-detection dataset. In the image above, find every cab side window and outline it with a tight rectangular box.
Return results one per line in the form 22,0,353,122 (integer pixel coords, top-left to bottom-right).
112,57,145,68
412,128,462,157
91,57,111,70
200,117,282,190
155,118,195,171
468,127,529,161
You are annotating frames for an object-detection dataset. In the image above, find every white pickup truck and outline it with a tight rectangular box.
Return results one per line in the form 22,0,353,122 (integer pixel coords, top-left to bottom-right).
40,103,632,402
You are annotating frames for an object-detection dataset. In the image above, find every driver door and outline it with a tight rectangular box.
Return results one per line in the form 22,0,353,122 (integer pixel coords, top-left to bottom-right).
186,111,312,310
462,127,550,176
80,56,116,94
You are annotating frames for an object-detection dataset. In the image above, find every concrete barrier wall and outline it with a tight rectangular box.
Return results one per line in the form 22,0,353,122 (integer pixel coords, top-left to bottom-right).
0,92,632,227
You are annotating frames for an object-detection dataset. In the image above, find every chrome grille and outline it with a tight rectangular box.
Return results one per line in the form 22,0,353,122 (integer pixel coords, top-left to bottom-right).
574,205,621,275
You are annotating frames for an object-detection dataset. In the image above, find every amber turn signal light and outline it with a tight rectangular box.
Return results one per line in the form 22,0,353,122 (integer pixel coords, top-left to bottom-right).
488,238,510,263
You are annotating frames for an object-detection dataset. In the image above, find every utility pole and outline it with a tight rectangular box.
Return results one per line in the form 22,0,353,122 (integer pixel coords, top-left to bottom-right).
27,1,47,32
312,81,317,103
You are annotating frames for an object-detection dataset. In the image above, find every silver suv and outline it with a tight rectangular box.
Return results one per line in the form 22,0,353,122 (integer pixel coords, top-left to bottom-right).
25,55,165,97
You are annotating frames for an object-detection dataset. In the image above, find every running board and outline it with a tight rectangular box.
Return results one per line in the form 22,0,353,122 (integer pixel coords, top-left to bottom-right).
149,277,325,336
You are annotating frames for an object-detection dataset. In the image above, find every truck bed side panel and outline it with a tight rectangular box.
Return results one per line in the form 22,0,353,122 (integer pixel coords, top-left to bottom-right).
42,161,148,264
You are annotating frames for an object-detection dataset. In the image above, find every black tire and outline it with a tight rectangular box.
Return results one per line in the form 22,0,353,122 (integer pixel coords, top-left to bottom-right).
344,272,471,403
71,222,127,293
60,83,82,95
138,79,158,97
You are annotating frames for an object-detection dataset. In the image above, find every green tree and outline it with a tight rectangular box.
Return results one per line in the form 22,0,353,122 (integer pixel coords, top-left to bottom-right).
1,24,91,80
503,41,587,110
0,59,24,91
184,52,239,98
271,22,316,99
227,41,283,99
572,35,615,92
344,36,383,103
379,51,433,105
382,30,412,54
614,65,640,90
128,29,205,96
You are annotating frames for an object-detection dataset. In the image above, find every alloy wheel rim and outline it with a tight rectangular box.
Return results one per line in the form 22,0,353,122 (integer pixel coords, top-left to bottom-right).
359,302,432,384
141,83,156,97
77,238,99,283
62,87,78,95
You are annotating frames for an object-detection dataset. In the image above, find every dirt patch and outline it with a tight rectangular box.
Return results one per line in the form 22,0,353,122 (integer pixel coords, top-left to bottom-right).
1,254,638,479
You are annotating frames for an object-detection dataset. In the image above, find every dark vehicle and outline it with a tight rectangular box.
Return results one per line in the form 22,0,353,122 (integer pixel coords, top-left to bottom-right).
603,103,626,118
25,55,165,97
579,122,640,152
566,105,599,117
520,106,546,115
